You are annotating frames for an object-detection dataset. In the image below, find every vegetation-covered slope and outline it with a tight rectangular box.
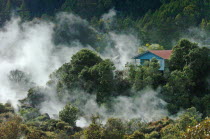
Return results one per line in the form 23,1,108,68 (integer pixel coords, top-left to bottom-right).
0,0,210,138
0,39,209,138
1,0,210,47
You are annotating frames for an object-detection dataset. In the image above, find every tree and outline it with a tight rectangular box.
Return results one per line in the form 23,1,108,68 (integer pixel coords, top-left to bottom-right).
88,59,115,102
183,117,210,139
125,131,145,139
8,69,34,90
165,39,210,114
0,103,6,114
0,116,22,139
103,118,125,139
61,0,77,13
19,0,30,20
59,103,79,127
26,87,46,107
178,107,202,130
70,49,102,75
138,43,164,53
169,39,198,71
48,49,103,92
84,124,103,139
162,68,193,113
160,124,181,139
78,59,116,102
129,58,163,91
5,0,12,11
49,49,118,103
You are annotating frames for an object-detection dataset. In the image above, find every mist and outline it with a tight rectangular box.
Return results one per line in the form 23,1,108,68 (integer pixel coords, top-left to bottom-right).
0,11,169,127
0,15,84,109
39,87,169,127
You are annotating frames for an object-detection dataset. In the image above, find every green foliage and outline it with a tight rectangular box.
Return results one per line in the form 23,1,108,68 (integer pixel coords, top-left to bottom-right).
84,123,103,139
103,118,126,139
162,39,210,114
49,49,129,103
80,59,116,102
59,103,79,127
0,0,209,48
19,107,41,121
201,94,210,116
145,131,159,139
128,58,163,91
0,103,6,114
26,87,46,107
39,119,73,134
61,0,77,13
139,44,164,53
125,118,145,134
182,117,210,139
23,127,50,139
139,0,210,46
125,131,145,139
162,69,193,113
170,39,199,71
19,0,31,20
160,124,182,139
35,113,50,122
0,115,22,139
5,0,12,11
71,49,102,75
178,107,202,130
0,0,209,134
160,107,202,139
49,49,103,92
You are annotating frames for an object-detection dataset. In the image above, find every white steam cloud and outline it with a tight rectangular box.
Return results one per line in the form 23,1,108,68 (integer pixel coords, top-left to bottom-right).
39,88,168,127
77,89,168,127
0,15,84,109
103,32,139,69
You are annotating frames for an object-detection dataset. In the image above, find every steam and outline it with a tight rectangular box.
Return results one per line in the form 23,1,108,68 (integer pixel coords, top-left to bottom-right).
0,12,167,127
77,88,168,126
178,27,210,47
103,32,139,69
102,8,116,29
102,8,116,21
39,88,168,127
0,16,83,109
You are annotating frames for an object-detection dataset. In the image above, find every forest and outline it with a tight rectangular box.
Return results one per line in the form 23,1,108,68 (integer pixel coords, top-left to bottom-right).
0,0,210,139
0,0,210,47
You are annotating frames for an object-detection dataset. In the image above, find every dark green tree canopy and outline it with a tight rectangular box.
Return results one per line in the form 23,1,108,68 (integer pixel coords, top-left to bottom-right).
59,103,79,126
70,49,102,74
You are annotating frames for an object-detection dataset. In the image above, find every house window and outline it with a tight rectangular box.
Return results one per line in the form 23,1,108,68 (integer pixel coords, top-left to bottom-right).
140,59,149,65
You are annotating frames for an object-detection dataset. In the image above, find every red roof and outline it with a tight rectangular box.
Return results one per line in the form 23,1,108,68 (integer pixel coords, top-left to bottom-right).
149,50,172,59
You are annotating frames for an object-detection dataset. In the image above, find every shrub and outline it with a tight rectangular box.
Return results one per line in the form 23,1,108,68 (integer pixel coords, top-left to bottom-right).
125,131,145,139
84,124,103,139
103,118,126,139
0,116,22,139
182,118,210,139
59,103,79,126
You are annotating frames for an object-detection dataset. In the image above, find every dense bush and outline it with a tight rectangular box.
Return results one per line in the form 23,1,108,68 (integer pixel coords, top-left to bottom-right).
59,103,79,127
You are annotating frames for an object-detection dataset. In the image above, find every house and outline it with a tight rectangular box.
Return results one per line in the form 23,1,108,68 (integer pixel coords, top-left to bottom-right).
132,50,172,70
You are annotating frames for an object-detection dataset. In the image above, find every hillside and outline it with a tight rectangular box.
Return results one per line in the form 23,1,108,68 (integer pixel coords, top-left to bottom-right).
0,0,210,47
0,0,210,138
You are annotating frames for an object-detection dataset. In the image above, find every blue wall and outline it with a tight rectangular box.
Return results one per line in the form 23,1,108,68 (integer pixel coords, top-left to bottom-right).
134,52,165,70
